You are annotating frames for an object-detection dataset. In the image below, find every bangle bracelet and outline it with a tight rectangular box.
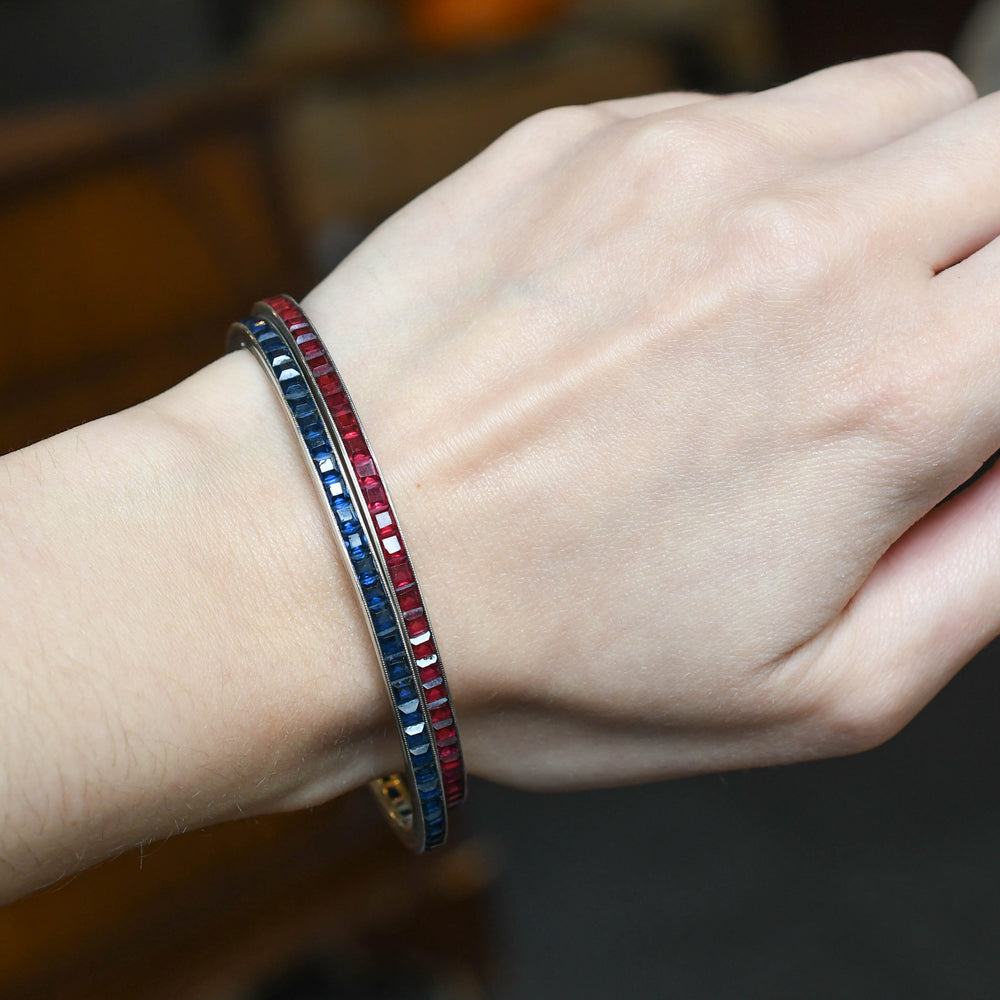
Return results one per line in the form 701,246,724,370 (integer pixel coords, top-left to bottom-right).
257,295,466,808
228,298,465,851
231,313,447,851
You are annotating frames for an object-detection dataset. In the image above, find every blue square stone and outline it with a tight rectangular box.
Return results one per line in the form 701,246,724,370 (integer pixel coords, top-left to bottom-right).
355,557,378,586
371,609,396,637
413,764,435,783
391,679,417,700
300,420,324,442
366,590,387,614
385,654,410,683
345,533,366,559
380,632,404,658
399,710,423,729
395,693,419,714
284,382,310,401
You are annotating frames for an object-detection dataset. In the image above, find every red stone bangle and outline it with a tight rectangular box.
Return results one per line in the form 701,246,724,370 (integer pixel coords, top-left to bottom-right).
256,295,467,809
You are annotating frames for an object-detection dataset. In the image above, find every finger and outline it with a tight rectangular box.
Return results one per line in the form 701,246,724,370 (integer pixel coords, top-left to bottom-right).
805,459,1000,758
910,236,1000,472
937,224,1000,290
594,92,718,118
858,88,1000,272
750,51,977,159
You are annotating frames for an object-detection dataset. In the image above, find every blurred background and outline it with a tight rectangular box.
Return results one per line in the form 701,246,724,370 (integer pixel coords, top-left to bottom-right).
2,1,1000,997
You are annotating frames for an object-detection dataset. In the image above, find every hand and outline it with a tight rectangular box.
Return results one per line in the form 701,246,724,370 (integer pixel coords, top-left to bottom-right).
303,52,1000,788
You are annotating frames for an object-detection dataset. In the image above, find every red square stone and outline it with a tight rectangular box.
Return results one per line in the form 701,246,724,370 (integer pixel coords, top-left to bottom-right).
406,615,429,638
341,430,364,455
316,373,341,396
325,389,348,412
352,452,377,478
390,561,415,590
343,433,366,457
385,545,408,566
363,479,388,512
398,591,422,613
334,410,359,436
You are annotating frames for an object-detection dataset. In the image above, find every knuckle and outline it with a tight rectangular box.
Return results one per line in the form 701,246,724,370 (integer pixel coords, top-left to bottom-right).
884,50,977,103
840,342,952,466
723,190,839,285
764,634,916,761
505,103,614,148
806,669,911,757
617,107,755,178
605,101,789,195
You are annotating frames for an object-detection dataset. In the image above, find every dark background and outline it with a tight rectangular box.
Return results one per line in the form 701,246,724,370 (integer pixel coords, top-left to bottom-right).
1,2,998,998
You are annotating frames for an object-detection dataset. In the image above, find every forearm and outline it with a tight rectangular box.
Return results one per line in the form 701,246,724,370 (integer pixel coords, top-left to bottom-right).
0,348,396,902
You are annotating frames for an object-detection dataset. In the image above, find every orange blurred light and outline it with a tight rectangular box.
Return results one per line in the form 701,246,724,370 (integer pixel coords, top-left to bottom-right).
402,0,569,48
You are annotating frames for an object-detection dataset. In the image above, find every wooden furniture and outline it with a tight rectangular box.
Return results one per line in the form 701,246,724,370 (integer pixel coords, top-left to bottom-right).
0,794,494,999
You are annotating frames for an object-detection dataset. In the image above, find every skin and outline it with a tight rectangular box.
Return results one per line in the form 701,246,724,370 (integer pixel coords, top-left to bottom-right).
3,52,1000,903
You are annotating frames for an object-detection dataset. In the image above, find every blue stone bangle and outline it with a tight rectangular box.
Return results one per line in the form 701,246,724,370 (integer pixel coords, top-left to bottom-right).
229,316,447,851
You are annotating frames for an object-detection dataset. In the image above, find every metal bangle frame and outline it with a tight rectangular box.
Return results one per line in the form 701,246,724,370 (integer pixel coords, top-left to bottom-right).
229,314,447,851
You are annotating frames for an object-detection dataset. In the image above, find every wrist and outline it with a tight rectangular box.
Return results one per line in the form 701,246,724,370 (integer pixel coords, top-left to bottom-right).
0,348,404,899
297,287,509,782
